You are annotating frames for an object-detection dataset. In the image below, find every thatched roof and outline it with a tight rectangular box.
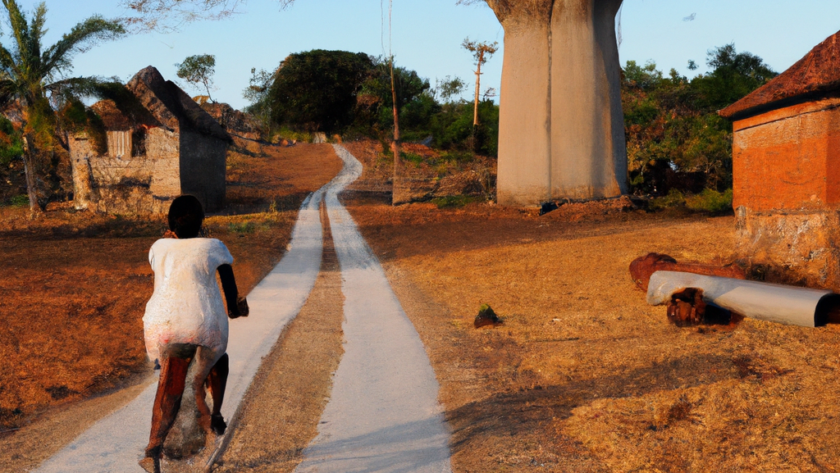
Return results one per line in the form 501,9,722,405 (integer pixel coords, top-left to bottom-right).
720,30,840,120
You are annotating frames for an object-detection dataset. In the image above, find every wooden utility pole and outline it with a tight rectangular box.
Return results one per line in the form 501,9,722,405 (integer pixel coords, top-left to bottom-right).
386,0,403,205
390,55,400,179
462,38,498,127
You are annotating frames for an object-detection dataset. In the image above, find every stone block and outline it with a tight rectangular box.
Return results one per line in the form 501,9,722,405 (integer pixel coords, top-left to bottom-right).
736,207,840,290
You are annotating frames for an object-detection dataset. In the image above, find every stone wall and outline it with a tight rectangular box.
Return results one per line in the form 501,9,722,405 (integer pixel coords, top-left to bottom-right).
736,208,840,289
733,99,840,290
70,127,181,215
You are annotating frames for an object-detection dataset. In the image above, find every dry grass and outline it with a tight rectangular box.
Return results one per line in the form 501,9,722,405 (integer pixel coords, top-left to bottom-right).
346,197,840,472
0,142,341,434
342,139,496,199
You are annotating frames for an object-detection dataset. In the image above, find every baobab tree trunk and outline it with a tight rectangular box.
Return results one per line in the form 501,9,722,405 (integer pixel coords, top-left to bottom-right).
490,0,627,206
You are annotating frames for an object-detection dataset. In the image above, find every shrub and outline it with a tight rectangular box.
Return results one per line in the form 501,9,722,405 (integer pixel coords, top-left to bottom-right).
8,195,29,207
648,189,685,211
685,188,733,213
431,195,481,209
440,150,475,163
228,221,256,234
401,151,424,166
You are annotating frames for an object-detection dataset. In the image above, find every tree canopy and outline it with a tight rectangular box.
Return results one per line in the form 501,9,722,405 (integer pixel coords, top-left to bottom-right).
269,50,373,133
176,54,217,101
0,0,125,214
622,43,777,195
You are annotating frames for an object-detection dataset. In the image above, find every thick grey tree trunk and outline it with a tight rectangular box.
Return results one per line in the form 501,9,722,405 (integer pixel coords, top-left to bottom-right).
491,0,627,206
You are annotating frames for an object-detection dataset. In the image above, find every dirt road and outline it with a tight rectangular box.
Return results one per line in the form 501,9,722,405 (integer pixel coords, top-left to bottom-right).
294,146,451,472
37,189,325,472
36,145,452,472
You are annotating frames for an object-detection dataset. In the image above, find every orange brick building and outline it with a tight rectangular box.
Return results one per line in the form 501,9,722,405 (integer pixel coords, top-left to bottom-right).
720,31,840,289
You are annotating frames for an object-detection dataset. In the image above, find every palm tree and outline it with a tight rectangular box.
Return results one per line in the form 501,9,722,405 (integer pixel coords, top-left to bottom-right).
0,0,125,217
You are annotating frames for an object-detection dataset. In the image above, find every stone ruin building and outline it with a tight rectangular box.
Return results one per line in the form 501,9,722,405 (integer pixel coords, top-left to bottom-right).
70,66,232,214
720,30,840,290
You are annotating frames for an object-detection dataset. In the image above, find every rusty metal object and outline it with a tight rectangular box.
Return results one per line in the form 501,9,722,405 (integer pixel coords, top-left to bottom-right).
664,287,745,328
666,288,707,327
629,253,746,292
648,271,840,328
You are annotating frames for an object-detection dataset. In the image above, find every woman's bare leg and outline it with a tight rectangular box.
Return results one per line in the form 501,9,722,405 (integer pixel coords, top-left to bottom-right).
206,353,229,434
191,346,222,434
143,354,190,469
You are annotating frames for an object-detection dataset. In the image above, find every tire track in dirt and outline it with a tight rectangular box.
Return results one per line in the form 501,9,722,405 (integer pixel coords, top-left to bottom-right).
295,145,452,472
212,201,345,472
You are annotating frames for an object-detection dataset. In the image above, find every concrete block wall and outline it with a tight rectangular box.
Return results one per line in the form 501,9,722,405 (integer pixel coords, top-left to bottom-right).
732,98,840,290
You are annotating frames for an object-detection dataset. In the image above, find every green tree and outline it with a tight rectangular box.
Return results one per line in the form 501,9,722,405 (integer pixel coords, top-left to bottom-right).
692,44,777,110
242,67,275,140
622,44,777,195
0,0,125,217
434,75,466,104
269,50,373,133
176,54,217,102
358,57,430,132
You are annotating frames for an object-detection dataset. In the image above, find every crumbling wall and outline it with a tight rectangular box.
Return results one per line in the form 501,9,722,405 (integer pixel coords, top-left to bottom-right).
70,135,95,210
70,128,181,215
736,208,840,289
733,101,840,290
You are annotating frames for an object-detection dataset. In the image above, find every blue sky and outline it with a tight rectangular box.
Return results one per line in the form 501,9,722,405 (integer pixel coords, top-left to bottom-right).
10,0,840,109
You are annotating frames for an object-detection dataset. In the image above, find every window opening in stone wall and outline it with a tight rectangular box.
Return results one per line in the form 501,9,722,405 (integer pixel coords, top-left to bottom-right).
132,127,148,157
107,131,132,158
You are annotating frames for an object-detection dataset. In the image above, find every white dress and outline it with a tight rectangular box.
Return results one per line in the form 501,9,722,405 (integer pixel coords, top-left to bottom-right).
143,238,234,362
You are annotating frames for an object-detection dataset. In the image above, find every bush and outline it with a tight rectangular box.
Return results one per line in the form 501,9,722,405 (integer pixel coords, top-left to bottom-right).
685,188,733,213
439,150,475,163
401,151,424,166
431,195,481,209
647,188,733,214
8,195,29,207
648,189,685,211
273,127,312,144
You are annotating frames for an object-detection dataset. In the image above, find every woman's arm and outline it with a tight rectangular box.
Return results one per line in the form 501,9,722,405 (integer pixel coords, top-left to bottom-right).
218,264,249,318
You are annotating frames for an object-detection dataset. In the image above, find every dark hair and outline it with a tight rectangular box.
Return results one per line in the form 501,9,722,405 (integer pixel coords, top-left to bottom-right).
168,195,204,239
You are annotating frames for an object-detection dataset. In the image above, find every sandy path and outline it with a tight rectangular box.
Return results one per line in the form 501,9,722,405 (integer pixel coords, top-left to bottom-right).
295,145,451,472
36,190,326,473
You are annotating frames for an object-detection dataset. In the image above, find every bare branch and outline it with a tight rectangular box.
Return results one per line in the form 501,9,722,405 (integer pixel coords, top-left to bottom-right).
119,0,296,32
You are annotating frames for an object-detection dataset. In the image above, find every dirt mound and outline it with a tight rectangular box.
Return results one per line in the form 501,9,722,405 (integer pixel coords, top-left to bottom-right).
538,195,637,222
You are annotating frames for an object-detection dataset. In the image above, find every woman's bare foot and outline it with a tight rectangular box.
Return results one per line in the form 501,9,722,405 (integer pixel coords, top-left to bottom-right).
211,413,227,435
138,455,160,473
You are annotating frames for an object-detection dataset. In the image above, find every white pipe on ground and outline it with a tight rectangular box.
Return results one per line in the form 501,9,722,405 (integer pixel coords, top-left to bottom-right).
647,271,840,328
